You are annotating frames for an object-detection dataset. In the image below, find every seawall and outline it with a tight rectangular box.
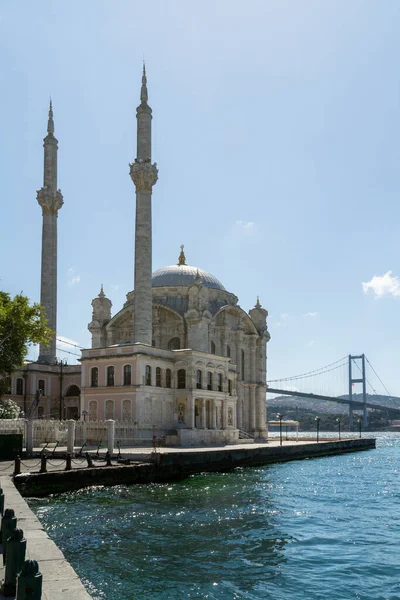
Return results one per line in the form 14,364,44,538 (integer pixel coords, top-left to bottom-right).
14,438,375,497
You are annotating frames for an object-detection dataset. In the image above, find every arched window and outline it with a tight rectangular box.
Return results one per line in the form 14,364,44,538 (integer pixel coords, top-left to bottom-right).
38,380,45,395
168,337,180,350
226,345,231,358
122,399,131,421
65,385,80,397
207,372,213,391
123,365,131,386
210,341,216,354
196,370,202,390
107,366,114,387
156,367,162,387
228,379,232,396
177,369,186,389
166,369,172,388
217,373,223,392
16,378,23,396
89,400,97,421
91,367,98,388
241,350,245,381
145,365,152,386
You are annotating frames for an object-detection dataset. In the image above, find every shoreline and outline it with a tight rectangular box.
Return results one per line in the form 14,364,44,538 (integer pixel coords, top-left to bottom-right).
14,438,375,497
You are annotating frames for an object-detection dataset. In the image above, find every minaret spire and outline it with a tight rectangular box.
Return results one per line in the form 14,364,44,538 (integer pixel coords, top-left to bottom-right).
130,67,158,345
37,101,63,363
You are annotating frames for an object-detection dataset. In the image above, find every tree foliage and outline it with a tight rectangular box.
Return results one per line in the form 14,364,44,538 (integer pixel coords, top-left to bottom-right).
0,399,21,419
0,292,53,389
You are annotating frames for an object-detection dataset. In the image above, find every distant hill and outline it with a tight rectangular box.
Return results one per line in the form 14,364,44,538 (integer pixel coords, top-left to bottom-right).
267,393,400,415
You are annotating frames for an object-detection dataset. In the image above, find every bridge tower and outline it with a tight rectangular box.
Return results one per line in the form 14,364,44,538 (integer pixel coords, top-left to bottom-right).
348,354,367,430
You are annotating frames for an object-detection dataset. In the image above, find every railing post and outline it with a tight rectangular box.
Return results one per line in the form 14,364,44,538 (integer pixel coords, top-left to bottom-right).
67,419,76,456
40,455,47,473
65,453,72,471
25,420,33,457
14,456,21,476
16,559,43,599
1,509,17,567
107,420,115,456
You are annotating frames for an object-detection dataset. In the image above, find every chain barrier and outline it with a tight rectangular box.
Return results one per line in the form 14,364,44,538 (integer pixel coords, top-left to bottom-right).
0,462,14,472
20,460,42,469
71,458,86,465
47,459,66,468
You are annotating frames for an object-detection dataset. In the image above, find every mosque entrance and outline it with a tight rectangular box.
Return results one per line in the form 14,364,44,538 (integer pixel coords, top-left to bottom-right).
64,385,81,420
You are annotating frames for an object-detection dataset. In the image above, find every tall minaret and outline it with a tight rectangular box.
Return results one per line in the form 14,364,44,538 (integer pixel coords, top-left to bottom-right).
37,101,63,363
130,66,158,345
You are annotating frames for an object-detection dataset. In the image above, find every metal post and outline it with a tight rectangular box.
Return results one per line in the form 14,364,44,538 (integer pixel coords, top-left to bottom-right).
315,416,320,443
276,413,282,446
362,354,367,428
26,420,33,457
348,355,353,431
336,418,341,440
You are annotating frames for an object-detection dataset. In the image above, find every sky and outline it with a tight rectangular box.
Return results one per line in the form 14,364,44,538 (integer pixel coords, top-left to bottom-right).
1,0,400,396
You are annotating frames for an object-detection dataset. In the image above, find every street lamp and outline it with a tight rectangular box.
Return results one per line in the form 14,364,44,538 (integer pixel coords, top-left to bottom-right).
276,413,283,446
357,417,362,439
336,417,341,440
315,416,320,443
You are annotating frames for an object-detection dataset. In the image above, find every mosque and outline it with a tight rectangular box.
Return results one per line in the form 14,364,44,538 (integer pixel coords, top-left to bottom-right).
8,68,271,446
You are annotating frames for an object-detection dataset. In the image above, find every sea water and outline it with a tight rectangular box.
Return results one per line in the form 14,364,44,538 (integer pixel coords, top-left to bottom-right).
28,434,400,600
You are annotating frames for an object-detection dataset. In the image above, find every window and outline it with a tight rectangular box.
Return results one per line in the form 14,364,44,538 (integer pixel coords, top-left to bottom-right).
241,350,245,381
196,370,202,390
156,367,162,387
166,369,172,388
91,367,98,387
177,369,186,389
38,380,45,395
107,366,115,387
105,399,114,420
226,345,231,358
228,379,232,396
210,341,216,354
168,337,180,350
207,372,213,391
145,365,152,386
123,365,131,386
16,378,23,396
217,373,223,392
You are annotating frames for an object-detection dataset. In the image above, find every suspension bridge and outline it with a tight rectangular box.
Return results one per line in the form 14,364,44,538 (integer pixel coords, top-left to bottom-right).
267,354,399,430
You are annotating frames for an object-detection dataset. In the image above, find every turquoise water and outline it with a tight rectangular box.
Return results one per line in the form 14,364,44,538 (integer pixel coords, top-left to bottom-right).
29,434,400,599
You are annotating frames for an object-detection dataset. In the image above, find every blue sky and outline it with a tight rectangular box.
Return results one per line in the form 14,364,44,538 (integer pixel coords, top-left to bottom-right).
1,0,400,396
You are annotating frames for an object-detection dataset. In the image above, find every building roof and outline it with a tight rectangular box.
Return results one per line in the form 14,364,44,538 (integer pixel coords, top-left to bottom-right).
152,265,226,291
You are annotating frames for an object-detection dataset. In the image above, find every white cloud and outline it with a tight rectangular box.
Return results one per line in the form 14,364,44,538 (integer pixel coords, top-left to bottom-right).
67,267,81,287
362,271,400,298
304,311,319,317
233,220,255,235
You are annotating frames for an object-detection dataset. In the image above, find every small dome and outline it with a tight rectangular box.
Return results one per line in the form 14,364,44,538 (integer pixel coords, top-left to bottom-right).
152,265,226,291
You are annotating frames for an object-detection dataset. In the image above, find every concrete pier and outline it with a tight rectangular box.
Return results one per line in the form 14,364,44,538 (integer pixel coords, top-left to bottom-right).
0,476,92,599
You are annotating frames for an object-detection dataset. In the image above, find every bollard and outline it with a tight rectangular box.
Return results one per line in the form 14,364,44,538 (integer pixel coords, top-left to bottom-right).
3,528,26,597
105,451,112,467
14,456,21,477
0,488,4,517
16,559,42,600
40,455,47,473
2,509,17,566
65,453,72,471
86,452,93,468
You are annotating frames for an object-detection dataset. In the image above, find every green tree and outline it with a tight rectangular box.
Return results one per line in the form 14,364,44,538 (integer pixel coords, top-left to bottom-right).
0,292,53,395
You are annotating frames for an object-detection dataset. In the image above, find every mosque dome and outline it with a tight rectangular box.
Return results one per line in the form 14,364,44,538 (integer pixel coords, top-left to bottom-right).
152,265,226,291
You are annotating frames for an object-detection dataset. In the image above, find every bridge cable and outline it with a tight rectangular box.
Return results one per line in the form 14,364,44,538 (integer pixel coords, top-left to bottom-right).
268,355,348,383
351,358,378,396
364,356,392,398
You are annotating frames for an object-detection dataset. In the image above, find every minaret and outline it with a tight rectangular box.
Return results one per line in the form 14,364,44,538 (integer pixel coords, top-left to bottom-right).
130,66,158,345
37,101,63,363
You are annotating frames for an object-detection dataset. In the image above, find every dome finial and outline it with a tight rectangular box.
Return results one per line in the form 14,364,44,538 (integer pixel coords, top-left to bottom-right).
178,244,186,266
256,295,261,308
99,284,105,298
